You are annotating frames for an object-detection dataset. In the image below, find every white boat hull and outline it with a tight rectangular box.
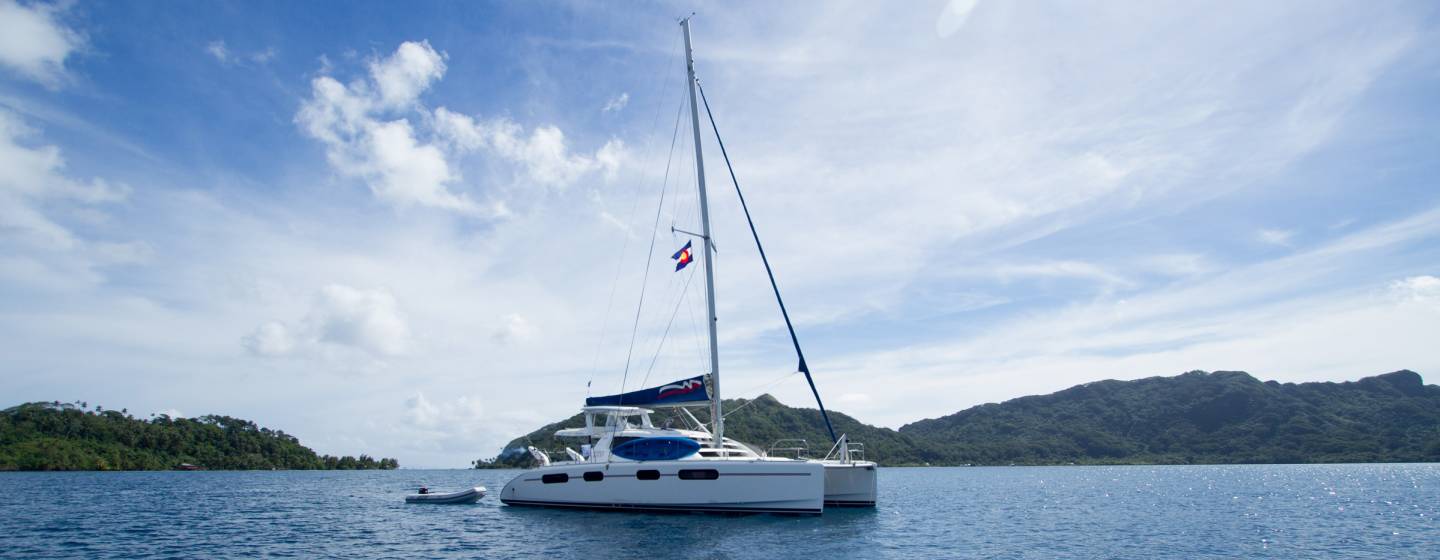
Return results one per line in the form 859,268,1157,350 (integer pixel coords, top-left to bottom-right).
821,461,877,507
501,460,824,514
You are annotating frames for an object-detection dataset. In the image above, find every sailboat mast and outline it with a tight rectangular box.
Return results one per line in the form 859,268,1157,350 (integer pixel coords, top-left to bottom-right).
681,17,724,451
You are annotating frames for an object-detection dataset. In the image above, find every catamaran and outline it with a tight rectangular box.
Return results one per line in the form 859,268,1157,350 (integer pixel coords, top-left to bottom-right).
499,17,876,515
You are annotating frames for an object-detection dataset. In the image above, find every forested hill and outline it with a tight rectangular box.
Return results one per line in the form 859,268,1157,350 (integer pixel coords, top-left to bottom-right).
898,370,1440,465
0,402,398,471
480,370,1440,467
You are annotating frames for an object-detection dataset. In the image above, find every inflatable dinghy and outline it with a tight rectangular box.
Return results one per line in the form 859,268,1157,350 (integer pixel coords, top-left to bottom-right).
405,486,486,504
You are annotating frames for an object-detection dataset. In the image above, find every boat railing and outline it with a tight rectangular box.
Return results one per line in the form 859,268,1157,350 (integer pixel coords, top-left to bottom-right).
767,439,811,459
529,447,593,466
823,434,867,463
552,448,593,463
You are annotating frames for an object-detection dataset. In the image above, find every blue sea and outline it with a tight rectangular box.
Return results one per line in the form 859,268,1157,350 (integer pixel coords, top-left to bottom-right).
2,464,1437,558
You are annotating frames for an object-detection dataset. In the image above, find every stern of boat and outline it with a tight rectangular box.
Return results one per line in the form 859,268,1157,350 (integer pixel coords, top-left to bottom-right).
821,460,877,507
817,435,876,507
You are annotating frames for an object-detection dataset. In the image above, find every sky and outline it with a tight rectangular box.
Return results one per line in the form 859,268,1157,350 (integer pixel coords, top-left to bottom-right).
2,0,1438,468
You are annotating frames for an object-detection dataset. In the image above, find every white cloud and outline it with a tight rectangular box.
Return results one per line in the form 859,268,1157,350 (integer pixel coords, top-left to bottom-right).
1258,228,1295,247
0,108,130,251
404,391,484,428
935,0,980,38
205,40,229,63
1391,275,1440,305
601,92,629,113
296,75,370,145
404,391,440,425
595,138,625,181
1139,254,1212,278
988,260,1134,289
429,106,486,150
311,284,411,356
242,321,296,357
391,391,535,464
432,106,626,188
244,284,411,358
492,313,536,343
802,207,1440,427
362,118,474,211
299,40,620,215
368,40,446,109
684,2,1415,322
296,42,485,215
499,125,607,187
598,209,631,235
208,40,279,67
250,47,276,64
0,0,81,87
91,241,153,265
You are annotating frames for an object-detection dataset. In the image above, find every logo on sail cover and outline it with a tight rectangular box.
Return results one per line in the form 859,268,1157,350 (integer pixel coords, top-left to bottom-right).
657,378,703,399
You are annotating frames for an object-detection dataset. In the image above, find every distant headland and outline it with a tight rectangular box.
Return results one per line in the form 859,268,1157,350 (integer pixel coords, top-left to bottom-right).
0,402,397,471
478,370,1440,468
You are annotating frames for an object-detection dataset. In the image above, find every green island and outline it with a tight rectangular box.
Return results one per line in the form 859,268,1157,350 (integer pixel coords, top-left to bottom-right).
477,370,1440,468
0,402,398,471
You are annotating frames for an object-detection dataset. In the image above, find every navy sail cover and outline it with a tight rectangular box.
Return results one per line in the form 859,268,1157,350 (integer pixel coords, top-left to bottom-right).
586,375,711,407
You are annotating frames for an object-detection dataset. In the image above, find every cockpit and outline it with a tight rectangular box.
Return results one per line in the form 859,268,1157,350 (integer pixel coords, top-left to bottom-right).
542,405,761,463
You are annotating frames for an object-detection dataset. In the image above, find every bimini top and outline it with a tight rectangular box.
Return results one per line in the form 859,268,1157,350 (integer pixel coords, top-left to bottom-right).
585,374,711,408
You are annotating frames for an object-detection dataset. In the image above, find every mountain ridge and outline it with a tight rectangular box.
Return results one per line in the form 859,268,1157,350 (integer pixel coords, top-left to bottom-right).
480,369,1440,467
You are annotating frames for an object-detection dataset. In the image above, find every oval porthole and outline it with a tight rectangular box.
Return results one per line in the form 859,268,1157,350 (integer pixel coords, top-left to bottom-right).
636,469,661,480
541,473,569,484
678,469,720,480
583,471,604,482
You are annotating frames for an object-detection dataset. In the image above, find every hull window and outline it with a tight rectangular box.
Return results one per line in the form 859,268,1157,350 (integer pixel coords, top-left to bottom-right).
583,471,604,482
678,469,720,480
541,473,569,484
636,469,661,481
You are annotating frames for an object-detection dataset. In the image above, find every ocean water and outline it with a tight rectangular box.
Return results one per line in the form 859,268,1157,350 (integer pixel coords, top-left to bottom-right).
2,464,1437,558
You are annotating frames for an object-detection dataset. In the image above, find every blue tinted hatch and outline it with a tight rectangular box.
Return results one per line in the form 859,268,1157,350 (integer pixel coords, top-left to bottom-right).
611,437,701,461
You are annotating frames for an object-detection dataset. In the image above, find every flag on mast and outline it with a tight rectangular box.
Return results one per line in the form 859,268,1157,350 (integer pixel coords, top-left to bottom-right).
672,240,694,271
